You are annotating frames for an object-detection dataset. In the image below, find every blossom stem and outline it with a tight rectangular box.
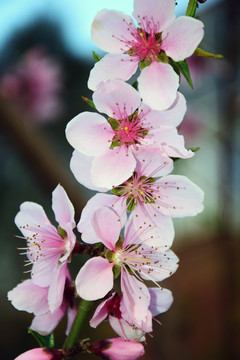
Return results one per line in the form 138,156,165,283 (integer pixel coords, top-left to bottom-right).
63,299,92,349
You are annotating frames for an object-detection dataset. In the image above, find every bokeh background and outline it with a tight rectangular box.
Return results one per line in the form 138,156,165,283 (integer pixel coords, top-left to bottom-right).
0,0,239,359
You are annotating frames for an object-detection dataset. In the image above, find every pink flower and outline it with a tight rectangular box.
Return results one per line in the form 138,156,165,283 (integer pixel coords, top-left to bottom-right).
76,206,178,331
66,79,192,189
15,184,76,313
8,275,77,335
90,287,173,341
77,146,204,246
0,47,63,123
90,338,144,360
14,348,62,360
89,0,204,110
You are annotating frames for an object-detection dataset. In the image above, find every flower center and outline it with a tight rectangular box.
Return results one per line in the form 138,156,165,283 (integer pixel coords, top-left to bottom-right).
109,110,149,150
112,172,156,211
17,224,71,272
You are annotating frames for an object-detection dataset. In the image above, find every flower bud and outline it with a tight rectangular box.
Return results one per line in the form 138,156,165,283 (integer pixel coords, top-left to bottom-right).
90,338,144,360
14,348,62,360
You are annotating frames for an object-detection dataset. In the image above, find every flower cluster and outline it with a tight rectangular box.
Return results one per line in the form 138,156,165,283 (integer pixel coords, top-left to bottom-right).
9,1,208,359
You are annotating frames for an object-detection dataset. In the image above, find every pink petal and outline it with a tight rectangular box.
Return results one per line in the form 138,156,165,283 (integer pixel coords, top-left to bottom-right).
88,54,138,91
14,348,58,360
163,16,204,61
90,292,116,328
70,150,108,192
31,302,67,335
138,62,179,111
156,174,204,217
93,79,141,118
148,287,173,316
133,0,176,32
66,304,77,335
31,256,59,287
91,147,136,189
100,338,145,360
78,193,127,244
48,262,67,313
75,257,114,301
91,9,135,53
52,184,75,228
120,271,150,328
92,207,122,250
131,206,175,249
109,316,146,342
151,127,194,158
8,280,49,315
142,92,186,127
66,112,112,156
134,146,173,177
15,202,54,238
140,249,179,282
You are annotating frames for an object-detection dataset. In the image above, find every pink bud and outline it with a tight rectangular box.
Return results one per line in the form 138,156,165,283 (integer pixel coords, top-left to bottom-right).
91,338,145,360
14,348,62,360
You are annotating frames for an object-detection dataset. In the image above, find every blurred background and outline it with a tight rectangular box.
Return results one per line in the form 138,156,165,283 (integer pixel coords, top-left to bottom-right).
0,0,239,359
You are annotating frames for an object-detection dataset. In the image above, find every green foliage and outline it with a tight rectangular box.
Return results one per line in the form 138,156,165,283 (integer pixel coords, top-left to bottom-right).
194,48,224,59
169,59,193,89
28,328,55,348
81,96,96,109
92,51,101,63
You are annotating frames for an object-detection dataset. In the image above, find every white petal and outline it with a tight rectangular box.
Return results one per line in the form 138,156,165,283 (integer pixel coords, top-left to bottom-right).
163,16,204,61
52,184,75,228
88,53,138,91
75,257,114,301
70,150,108,192
133,0,176,32
78,193,127,244
138,62,179,111
91,9,135,53
66,112,112,156
91,147,136,189
156,174,204,217
92,207,122,250
149,287,173,316
93,79,141,118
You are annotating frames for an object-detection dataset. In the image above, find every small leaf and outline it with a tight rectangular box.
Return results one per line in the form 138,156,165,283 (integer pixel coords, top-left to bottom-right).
81,96,96,109
113,265,121,279
112,187,123,196
108,118,119,130
92,51,101,63
28,328,48,348
126,197,136,212
194,47,224,59
131,80,138,90
169,58,180,76
189,146,200,152
58,226,67,239
140,58,151,70
177,60,193,88
186,0,198,17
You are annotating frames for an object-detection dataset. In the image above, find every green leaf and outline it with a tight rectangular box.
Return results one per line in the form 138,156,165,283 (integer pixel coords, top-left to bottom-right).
28,329,55,348
131,80,138,90
189,146,200,153
113,265,121,279
178,60,193,88
58,226,67,239
126,197,136,212
81,96,96,109
140,58,151,70
194,48,224,59
108,118,119,130
92,51,101,63
168,59,180,76
186,0,198,17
